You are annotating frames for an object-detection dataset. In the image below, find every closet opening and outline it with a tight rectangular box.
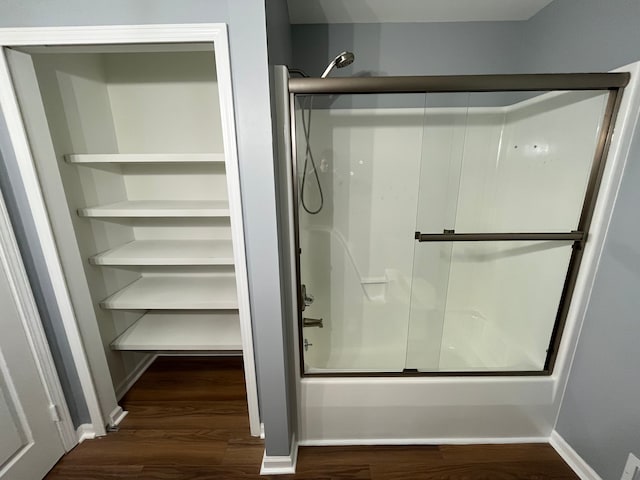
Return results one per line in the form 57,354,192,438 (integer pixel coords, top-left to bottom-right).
3,40,259,435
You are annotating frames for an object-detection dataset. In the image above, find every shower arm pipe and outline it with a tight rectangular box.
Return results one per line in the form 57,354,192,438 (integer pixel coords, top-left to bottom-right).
289,72,630,95
414,231,584,243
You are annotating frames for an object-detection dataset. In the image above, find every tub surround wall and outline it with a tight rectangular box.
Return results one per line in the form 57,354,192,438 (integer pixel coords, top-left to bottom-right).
299,105,424,372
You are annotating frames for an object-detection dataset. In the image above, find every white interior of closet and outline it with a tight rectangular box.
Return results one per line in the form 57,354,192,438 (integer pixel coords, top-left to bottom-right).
11,45,243,401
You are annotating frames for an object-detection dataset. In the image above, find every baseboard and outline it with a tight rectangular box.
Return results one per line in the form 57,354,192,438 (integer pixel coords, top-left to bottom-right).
108,405,128,428
298,436,550,446
115,353,157,400
549,430,602,480
260,435,298,475
76,424,97,443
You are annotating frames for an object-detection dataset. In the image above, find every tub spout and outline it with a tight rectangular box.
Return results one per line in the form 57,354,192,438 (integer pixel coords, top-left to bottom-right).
303,317,324,328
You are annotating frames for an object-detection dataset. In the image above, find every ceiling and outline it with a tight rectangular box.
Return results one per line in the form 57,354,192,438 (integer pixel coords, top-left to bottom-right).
287,0,554,24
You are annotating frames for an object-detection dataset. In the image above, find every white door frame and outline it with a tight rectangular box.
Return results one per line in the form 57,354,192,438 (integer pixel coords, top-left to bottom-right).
0,24,261,437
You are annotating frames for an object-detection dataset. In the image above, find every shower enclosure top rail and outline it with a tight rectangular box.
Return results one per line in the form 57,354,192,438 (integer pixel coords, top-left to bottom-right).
289,72,630,95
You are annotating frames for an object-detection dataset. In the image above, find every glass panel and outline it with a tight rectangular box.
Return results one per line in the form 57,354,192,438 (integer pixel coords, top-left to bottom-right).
295,85,613,376
408,241,573,372
405,241,453,370
296,93,426,373
406,93,469,370
416,90,608,235
414,93,469,233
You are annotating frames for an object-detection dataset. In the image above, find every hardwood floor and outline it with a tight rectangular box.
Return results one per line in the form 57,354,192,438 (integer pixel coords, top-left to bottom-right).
45,357,578,479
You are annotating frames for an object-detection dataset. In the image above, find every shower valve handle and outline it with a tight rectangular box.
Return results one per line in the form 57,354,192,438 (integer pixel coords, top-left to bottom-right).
301,284,315,307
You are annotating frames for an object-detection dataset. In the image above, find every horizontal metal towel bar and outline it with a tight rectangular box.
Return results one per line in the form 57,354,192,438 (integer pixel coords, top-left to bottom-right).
414,231,585,242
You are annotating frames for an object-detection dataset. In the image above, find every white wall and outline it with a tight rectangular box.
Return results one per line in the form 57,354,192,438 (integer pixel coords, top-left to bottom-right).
106,51,223,154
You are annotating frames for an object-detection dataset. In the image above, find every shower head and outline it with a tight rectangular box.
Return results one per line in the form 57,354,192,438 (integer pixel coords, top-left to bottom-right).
321,51,355,78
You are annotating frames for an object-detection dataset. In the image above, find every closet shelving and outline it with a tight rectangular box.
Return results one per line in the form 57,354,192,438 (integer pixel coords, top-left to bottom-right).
77,200,230,218
89,239,234,266
99,275,238,310
65,153,225,164
69,152,240,352
110,312,242,351
8,40,257,432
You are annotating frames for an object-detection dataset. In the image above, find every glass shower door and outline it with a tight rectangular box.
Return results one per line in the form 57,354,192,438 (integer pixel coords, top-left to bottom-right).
408,90,609,372
296,93,427,373
405,93,468,370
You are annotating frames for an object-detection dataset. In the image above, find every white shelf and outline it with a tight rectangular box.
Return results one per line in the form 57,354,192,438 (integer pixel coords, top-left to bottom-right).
110,312,242,351
100,275,238,310
65,153,225,164
78,200,229,218
89,240,234,265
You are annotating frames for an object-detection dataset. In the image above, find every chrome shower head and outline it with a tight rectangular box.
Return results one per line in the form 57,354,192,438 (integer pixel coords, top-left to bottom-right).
321,51,355,78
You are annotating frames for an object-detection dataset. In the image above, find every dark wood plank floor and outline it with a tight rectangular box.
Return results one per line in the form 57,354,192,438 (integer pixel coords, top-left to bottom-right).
45,357,578,479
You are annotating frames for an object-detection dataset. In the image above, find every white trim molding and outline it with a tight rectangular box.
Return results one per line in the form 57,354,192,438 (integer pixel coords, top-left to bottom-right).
549,431,602,480
75,424,97,444
108,406,128,429
260,436,299,475
298,436,550,446
0,22,260,438
0,24,233,46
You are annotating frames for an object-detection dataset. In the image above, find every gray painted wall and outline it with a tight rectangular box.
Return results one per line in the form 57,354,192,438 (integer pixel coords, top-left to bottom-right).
291,22,522,78
0,0,293,456
265,0,298,444
522,2,640,479
291,22,525,109
292,2,640,477
227,0,293,457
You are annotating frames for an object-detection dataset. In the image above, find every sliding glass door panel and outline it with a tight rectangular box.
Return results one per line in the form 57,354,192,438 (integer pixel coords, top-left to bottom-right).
296,94,426,373
408,241,573,372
